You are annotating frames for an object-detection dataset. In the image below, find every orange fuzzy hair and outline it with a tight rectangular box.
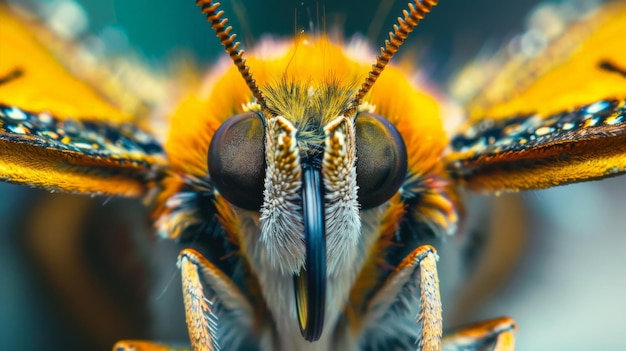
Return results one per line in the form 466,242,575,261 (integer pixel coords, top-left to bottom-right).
164,36,447,188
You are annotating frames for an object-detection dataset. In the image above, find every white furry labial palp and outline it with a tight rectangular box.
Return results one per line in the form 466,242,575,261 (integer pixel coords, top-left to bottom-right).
322,116,363,313
259,116,305,275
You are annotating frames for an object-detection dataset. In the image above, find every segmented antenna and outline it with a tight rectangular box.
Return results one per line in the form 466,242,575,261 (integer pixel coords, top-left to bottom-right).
351,0,438,112
196,0,266,109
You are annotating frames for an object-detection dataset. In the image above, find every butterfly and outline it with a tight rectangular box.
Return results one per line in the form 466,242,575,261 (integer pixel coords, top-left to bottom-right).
0,0,625,350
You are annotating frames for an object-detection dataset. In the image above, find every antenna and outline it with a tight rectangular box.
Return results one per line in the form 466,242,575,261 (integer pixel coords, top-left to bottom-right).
350,0,439,114
196,0,267,109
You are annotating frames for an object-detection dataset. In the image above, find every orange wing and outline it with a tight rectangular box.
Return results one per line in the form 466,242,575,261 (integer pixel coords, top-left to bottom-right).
0,4,168,196
445,2,626,192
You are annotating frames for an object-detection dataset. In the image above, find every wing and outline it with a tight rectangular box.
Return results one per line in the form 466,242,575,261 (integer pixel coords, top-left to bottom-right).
445,1,626,192
0,4,168,196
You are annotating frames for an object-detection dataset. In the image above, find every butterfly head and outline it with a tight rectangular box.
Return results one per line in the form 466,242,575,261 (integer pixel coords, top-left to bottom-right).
196,0,438,342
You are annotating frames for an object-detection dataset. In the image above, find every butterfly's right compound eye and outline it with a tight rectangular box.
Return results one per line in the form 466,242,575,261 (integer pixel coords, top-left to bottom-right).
354,112,408,209
208,112,266,210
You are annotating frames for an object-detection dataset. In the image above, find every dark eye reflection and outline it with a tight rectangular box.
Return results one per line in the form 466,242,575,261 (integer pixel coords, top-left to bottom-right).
354,112,408,209
208,112,265,210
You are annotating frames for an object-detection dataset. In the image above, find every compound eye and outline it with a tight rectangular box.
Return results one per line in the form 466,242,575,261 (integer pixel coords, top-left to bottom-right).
208,112,265,210
355,112,408,209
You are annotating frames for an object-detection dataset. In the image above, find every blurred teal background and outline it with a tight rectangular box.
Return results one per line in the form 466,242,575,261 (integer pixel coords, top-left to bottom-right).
1,0,625,350
9,0,554,79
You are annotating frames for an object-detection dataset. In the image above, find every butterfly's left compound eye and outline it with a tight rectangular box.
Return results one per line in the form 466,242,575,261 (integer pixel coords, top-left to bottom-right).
208,112,265,210
355,112,408,209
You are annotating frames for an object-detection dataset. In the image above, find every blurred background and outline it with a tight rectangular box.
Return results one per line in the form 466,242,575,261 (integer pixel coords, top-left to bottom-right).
1,0,625,350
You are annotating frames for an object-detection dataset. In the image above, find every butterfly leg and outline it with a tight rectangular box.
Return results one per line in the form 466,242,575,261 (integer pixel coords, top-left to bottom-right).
364,245,443,351
177,248,255,351
178,249,221,351
442,317,517,351
410,245,443,351
115,248,253,351
113,340,190,351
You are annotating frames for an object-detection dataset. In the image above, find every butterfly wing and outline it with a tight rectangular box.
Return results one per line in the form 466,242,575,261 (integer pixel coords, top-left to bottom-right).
445,2,626,192
0,4,168,196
